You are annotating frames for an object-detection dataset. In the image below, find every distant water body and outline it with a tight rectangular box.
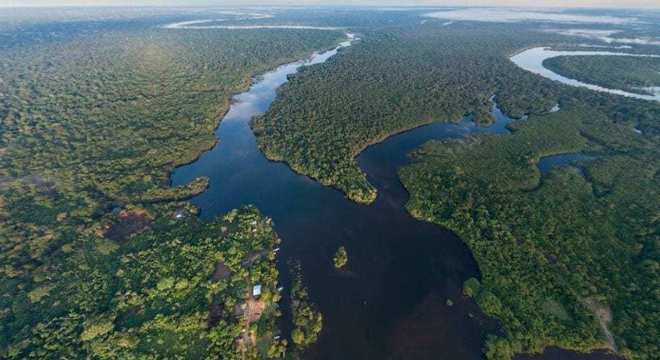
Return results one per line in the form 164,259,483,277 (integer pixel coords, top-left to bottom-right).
511,47,660,102
163,19,342,31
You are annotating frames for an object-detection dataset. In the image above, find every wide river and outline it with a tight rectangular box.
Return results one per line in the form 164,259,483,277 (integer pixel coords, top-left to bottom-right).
511,47,660,102
172,36,620,359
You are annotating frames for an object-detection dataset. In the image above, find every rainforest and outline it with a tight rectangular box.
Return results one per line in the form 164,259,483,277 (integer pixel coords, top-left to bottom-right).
1,5,658,360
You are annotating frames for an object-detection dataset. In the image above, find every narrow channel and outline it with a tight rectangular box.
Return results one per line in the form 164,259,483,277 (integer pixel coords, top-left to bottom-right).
171,36,619,359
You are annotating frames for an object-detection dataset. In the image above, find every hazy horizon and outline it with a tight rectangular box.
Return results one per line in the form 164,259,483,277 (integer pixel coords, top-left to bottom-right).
1,1,660,10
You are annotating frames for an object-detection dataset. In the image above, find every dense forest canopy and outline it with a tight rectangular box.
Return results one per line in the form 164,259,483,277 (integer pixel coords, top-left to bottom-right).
1,6,659,360
6,205,287,359
253,10,660,360
401,105,659,359
254,19,660,203
253,23,559,202
544,55,660,95
0,9,344,358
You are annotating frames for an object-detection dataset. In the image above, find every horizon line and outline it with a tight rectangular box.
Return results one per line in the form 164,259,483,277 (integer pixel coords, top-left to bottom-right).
1,4,660,10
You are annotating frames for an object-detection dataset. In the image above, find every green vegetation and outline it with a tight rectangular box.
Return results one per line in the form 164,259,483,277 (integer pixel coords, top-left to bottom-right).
254,25,567,203
3,8,660,360
0,23,343,217
544,55,660,95
3,204,285,359
333,246,348,269
0,11,344,358
289,262,324,350
253,16,660,360
401,104,659,359
463,277,481,298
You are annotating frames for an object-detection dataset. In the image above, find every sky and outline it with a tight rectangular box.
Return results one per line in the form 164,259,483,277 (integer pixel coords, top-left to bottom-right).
1,0,659,9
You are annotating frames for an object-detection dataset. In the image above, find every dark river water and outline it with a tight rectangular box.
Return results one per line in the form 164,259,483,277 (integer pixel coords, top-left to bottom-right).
538,153,595,175
171,38,619,360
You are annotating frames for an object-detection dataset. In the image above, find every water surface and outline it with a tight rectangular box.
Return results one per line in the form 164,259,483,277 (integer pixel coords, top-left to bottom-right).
171,36,504,359
172,37,619,360
511,47,660,102
538,153,595,174
164,18,341,31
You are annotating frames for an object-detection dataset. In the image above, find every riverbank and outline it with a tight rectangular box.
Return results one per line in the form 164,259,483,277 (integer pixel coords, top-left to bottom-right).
510,47,660,102
171,32,503,359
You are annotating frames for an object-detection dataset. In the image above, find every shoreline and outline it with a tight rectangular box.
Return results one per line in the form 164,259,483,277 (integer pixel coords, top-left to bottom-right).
167,33,350,189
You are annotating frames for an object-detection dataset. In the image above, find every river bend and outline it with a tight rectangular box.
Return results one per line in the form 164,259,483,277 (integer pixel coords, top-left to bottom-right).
172,35,620,360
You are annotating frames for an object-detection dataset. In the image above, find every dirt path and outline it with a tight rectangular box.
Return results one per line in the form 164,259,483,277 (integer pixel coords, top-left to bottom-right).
584,298,617,352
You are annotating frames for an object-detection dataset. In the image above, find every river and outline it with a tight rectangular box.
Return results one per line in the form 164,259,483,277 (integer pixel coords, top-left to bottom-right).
171,35,619,359
510,47,660,102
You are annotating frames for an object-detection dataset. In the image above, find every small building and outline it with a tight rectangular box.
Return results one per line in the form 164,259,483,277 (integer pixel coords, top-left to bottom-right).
174,209,186,220
252,284,262,297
